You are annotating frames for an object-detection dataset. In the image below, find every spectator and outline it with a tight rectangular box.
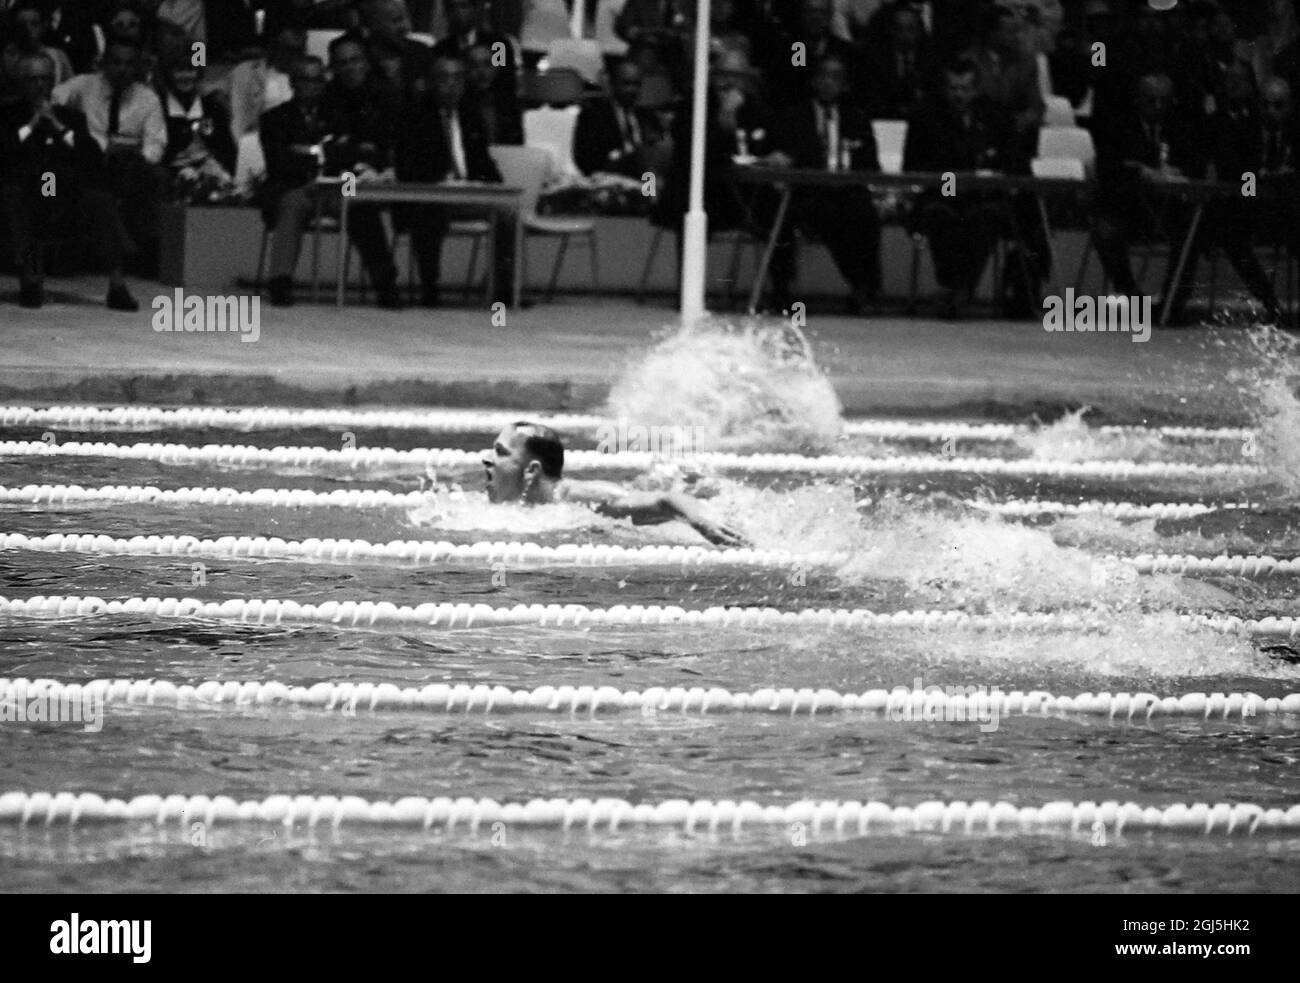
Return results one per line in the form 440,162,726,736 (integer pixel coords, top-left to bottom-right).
353,0,431,100
574,58,661,178
860,2,933,119
768,51,883,313
157,58,236,182
463,39,522,145
224,23,303,141
53,37,168,277
9,1,75,85
759,0,859,99
269,0,357,32
1,51,137,310
664,46,787,308
258,50,402,308
903,55,1018,318
154,1,257,62
615,0,691,87
961,4,1043,158
394,51,512,307
432,0,520,104
43,3,103,75
1090,71,1206,323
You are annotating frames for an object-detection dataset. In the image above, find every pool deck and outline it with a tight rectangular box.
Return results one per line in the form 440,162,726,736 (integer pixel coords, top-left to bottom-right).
0,279,1275,424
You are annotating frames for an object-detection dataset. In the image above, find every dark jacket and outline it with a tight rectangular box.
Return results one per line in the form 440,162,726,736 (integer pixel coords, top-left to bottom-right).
574,98,661,177
663,88,774,227
770,96,880,172
160,90,237,174
1092,108,1205,207
1211,108,1299,180
903,95,1020,174
0,101,105,191
860,41,935,120
430,31,518,102
463,88,523,147
321,78,401,172
394,97,501,183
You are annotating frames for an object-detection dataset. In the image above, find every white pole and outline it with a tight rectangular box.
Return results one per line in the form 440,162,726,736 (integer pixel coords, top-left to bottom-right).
679,0,711,327
570,0,587,38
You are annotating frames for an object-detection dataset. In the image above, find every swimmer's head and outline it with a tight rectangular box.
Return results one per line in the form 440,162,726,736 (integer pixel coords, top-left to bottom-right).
482,422,564,503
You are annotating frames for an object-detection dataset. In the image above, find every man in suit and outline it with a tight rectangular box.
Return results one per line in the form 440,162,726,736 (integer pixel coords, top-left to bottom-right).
574,58,661,178
258,52,401,308
464,40,522,146
1,51,137,310
395,51,513,307
960,4,1043,163
860,2,933,120
760,0,859,98
767,51,882,312
431,0,519,105
1091,71,1207,323
352,0,431,101
903,55,1019,318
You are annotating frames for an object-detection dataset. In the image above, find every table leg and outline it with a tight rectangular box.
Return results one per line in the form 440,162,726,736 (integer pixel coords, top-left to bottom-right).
747,185,793,315
336,191,348,308
486,218,497,304
1161,201,1204,327
513,207,524,309
1037,193,1060,299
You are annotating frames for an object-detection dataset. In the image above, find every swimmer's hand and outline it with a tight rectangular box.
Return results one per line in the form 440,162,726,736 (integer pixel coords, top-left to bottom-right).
563,481,749,547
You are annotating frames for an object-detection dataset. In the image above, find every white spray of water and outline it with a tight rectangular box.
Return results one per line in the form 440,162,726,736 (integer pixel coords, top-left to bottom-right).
605,316,843,452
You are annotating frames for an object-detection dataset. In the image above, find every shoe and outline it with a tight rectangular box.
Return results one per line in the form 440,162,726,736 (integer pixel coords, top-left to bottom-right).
420,290,441,308
846,288,876,316
106,284,139,311
18,281,44,308
268,275,294,307
377,286,404,310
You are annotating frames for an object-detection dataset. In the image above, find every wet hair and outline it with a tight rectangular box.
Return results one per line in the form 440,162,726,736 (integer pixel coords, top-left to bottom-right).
513,422,564,479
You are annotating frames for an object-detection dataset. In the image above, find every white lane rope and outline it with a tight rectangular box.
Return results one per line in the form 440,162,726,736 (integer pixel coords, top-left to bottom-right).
0,532,827,571
0,440,1263,481
9,532,1300,582
6,676,1296,720
4,593,1298,638
4,484,1261,521
1,791,1296,836
0,405,1251,443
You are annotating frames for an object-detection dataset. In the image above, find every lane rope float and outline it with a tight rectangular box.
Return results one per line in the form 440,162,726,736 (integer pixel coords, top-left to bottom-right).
0,405,1250,443
0,440,1263,481
7,532,1300,581
0,532,835,571
0,791,1296,837
4,483,1259,522
5,676,1296,721
4,593,1298,638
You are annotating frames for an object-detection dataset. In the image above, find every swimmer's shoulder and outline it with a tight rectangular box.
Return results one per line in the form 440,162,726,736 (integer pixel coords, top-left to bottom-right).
553,478,627,505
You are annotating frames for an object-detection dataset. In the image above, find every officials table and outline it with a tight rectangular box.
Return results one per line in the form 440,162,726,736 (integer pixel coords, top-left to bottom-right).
731,166,1244,325
320,178,525,308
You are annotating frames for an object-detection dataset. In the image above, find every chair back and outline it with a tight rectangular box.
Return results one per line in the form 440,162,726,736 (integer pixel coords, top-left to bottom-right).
490,144,552,218
1043,94,1076,127
594,0,629,55
1036,125,1096,176
521,67,587,105
522,0,573,51
306,29,343,64
1031,157,1086,180
524,104,581,177
545,37,605,85
872,119,907,175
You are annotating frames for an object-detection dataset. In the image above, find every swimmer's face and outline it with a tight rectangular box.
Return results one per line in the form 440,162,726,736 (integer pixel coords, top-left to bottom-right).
482,425,539,502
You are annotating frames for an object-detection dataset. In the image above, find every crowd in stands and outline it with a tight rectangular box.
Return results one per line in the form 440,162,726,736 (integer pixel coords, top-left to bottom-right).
1,0,1298,321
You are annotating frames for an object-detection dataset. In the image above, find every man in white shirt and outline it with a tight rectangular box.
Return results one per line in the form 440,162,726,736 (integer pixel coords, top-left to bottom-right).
54,38,169,276
225,24,305,142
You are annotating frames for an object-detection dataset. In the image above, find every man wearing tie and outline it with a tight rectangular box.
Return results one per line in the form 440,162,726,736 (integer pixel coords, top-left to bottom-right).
1091,72,1206,323
395,52,512,307
53,38,168,277
431,0,520,105
463,41,523,147
768,52,882,313
574,59,661,179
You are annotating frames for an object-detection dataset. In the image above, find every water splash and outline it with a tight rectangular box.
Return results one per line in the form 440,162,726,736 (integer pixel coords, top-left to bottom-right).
1214,325,1300,494
406,485,609,536
605,316,842,453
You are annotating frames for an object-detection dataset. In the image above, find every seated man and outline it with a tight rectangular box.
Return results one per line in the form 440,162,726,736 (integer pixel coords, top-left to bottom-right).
464,40,523,146
483,422,747,547
758,0,860,98
574,58,662,179
1091,71,1207,323
860,2,934,120
353,0,432,101
1,52,138,311
53,37,169,278
903,55,1019,318
225,24,305,143
158,59,237,185
258,50,402,308
767,51,883,313
432,0,520,105
395,51,513,307
9,1,75,85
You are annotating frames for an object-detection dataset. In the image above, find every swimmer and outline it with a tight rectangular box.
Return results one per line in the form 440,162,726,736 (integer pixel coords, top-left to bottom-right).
482,422,749,547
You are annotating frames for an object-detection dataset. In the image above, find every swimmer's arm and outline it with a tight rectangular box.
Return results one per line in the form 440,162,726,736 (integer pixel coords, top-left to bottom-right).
559,481,749,547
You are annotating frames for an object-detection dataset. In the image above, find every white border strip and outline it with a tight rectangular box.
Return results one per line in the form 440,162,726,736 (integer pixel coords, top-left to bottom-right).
7,676,1295,720
0,441,1262,480
3,593,1297,638
1,791,1295,836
